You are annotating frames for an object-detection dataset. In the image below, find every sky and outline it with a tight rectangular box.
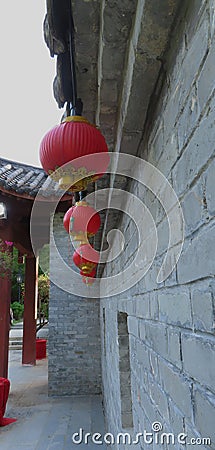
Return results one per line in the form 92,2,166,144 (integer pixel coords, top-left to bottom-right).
0,1,63,167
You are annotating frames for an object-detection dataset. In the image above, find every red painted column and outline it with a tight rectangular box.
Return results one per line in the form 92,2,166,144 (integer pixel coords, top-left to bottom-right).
0,275,11,378
0,243,12,379
22,255,38,365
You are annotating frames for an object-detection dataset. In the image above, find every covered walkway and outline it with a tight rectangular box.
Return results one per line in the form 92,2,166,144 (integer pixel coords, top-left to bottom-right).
0,350,106,450
0,157,72,378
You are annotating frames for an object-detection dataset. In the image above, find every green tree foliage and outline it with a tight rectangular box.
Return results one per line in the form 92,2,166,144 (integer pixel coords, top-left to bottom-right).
0,241,50,321
0,239,13,276
11,301,24,320
38,274,50,320
11,247,25,302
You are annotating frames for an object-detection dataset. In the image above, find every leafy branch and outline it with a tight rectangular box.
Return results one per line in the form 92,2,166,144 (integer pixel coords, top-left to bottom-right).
0,240,13,277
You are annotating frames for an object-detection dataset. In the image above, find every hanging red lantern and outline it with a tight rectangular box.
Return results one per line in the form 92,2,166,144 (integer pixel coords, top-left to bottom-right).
80,266,97,286
63,206,75,233
39,116,109,192
80,267,97,278
73,244,99,274
63,201,101,241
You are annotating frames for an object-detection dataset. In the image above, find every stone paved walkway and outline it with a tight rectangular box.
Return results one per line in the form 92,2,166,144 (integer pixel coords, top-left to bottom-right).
0,351,106,450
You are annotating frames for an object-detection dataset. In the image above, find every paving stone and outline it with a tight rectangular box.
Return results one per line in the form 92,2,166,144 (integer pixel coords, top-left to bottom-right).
1,351,106,450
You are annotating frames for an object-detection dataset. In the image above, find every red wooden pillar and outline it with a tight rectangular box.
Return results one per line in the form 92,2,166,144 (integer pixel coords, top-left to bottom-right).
22,255,38,365
0,273,11,378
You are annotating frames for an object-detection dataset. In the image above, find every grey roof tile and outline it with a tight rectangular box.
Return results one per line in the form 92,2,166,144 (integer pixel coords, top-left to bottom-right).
0,157,61,198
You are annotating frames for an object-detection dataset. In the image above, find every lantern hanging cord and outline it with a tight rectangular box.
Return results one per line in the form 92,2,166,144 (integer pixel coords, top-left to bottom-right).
69,18,77,111
68,4,83,116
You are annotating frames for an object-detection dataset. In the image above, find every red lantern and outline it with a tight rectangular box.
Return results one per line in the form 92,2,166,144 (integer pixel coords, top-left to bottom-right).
39,116,109,192
73,244,99,274
81,266,97,285
63,201,101,239
63,206,75,233
80,267,97,277
80,266,97,287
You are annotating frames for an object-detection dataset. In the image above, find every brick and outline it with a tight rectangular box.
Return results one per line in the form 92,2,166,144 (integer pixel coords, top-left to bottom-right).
205,158,215,216
181,179,205,236
144,259,163,293
164,266,177,288
127,316,139,337
121,395,133,414
173,95,215,197
120,371,132,386
158,291,192,327
163,11,208,141
139,364,148,391
139,319,146,341
167,328,182,369
177,86,200,152
181,333,215,392
194,389,215,446
159,359,192,418
184,0,207,43
149,293,159,320
157,132,179,179
177,224,215,284
168,399,185,436
191,289,214,332
148,378,169,423
136,341,150,371
117,311,128,335
209,0,215,37
147,119,164,165
198,34,215,109
120,300,136,316
139,388,163,426
178,11,209,103
135,296,150,319
156,217,169,257
162,77,182,145
145,322,168,359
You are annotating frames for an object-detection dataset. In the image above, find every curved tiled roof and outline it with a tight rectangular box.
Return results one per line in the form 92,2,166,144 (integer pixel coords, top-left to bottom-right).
0,157,70,199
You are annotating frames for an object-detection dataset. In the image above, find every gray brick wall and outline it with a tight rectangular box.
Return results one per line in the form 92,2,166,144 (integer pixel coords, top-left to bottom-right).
48,213,102,395
101,1,215,449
